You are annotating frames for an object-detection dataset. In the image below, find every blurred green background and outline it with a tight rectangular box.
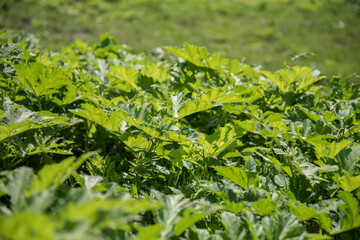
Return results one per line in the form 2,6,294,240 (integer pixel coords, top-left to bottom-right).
1,0,360,77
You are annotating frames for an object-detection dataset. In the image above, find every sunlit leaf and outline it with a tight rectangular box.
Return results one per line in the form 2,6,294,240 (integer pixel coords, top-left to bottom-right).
293,204,317,221
214,166,258,189
109,65,139,90
137,225,164,240
338,192,360,232
252,199,276,216
0,212,54,240
198,124,237,158
14,62,70,98
338,171,360,192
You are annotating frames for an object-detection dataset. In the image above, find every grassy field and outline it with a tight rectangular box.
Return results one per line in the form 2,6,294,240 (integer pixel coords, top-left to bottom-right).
1,0,360,79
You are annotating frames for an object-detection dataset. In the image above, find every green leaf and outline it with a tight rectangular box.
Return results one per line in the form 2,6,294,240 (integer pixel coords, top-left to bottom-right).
25,189,55,213
234,119,279,138
224,202,246,214
252,199,276,216
171,92,184,118
72,173,103,190
14,62,43,95
338,192,360,232
274,213,305,240
305,136,353,161
174,211,210,235
0,167,33,211
26,152,95,195
71,103,140,131
62,196,157,222
165,44,205,68
262,216,277,240
297,106,321,123
154,193,217,239
274,174,289,187
154,195,190,239
316,212,332,233
141,63,170,83
109,65,139,90
220,211,247,240
122,133,151,150
304,135,330,160
198,124,237,158
165,44,228,71
222,104,246,115
338,171,360,192
14,62,69,98
0,212,54,240
263,66,321,94
336,145,360,175
328,139,353,159
0,98,71,142
187,227,211,240
241,211,263,239
53,83,77,105
71,103,118,130
214,166,258,189
137,225,165,240
293,204,317,221
177,89,242,119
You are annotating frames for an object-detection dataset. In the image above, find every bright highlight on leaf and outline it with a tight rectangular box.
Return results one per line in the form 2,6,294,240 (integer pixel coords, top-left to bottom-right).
214,166,258,189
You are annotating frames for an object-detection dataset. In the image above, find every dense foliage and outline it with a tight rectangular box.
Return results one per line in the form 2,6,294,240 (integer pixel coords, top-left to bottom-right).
0,31,360,239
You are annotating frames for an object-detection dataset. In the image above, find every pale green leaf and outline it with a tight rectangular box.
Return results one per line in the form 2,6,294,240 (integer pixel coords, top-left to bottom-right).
174,211,210,235
109,65,139,90
274,213,305,240
0,98,71,142
137,225,164,240
141,63,170,83
62,197,157,222
214,166,258,189
198,124,237,158
328,139,353,159
263,66,320,94
221,212,247,240
336,145,360,175
155,195,189,240
338,171,360,192
304,135,330,160
72,173,103,190
171,92,184,118
338,192,360,231
224,202,246,214
177,89,242,119
316,212,332,233
15,62,70,98
164,44,205,68
293,204,317,221
0,212,54,240
252,199,276,216
71,103,141,132
165,44,228,71
0,167,33,211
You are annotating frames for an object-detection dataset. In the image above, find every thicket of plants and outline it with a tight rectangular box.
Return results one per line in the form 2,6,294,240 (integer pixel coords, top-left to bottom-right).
0,31,360,239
